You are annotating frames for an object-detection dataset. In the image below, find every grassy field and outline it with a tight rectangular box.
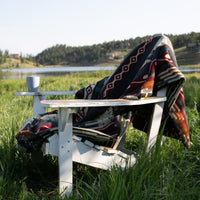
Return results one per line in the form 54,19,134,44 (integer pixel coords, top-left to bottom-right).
0,58,42,69
174,46,200,66
0,72,200,199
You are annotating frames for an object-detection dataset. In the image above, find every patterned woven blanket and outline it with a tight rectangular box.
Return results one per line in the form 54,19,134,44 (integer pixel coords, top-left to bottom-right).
16,35,190,152
73,35,190,149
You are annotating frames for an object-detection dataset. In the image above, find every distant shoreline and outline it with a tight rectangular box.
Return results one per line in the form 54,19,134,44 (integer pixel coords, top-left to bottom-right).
1,63,200,70
0,58,121,69
0,57,199,70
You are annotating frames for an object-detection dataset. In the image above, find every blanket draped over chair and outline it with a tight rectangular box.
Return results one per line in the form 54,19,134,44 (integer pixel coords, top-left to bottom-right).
16,35,190,152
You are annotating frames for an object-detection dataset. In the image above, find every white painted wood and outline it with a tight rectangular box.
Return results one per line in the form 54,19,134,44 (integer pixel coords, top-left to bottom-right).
72,140,136,169
84,140,95,148
15,91,76,96
58,108,73,197
44,134,59,156
145,88,167,152
145,102,164,152
40,97,167,108
33,95,46,116
94,145,105,151
44,134,136,170
16,90,76,117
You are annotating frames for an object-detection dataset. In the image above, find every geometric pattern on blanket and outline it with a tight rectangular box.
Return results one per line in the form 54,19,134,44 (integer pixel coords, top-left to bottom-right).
16,110,131,153
74,35,190,149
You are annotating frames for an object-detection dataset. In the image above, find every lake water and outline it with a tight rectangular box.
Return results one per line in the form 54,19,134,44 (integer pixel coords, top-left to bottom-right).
1,66,200,79
1,66,117,79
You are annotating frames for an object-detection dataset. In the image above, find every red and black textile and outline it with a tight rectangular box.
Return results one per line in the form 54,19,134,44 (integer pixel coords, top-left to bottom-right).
73,35,190,149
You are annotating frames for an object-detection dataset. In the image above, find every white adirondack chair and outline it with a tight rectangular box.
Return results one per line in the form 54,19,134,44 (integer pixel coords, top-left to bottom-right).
16,77,167,198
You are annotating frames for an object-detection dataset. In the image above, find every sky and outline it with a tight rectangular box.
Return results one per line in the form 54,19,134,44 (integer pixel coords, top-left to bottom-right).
1,0,200,56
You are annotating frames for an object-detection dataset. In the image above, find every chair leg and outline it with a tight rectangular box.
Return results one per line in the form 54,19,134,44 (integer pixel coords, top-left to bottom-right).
58,108,73,197
145,101,165,153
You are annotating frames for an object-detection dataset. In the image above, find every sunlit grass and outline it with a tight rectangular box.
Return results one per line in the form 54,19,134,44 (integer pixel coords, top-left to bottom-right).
0,72,200,199
179,64,200,68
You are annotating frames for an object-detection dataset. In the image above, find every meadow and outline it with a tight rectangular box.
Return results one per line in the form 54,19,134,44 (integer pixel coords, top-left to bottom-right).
0,71,200,200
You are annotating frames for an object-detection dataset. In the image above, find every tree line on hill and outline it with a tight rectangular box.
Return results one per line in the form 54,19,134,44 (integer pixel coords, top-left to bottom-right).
1,32,200,66
34,32,200,66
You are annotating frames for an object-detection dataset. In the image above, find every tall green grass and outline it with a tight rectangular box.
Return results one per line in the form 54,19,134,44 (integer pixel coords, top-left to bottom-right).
0,72,200,199
184,73,200,111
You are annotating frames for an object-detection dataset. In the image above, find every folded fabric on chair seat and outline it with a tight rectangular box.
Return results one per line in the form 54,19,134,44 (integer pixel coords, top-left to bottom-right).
16,113,116,153
73,127,116,146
